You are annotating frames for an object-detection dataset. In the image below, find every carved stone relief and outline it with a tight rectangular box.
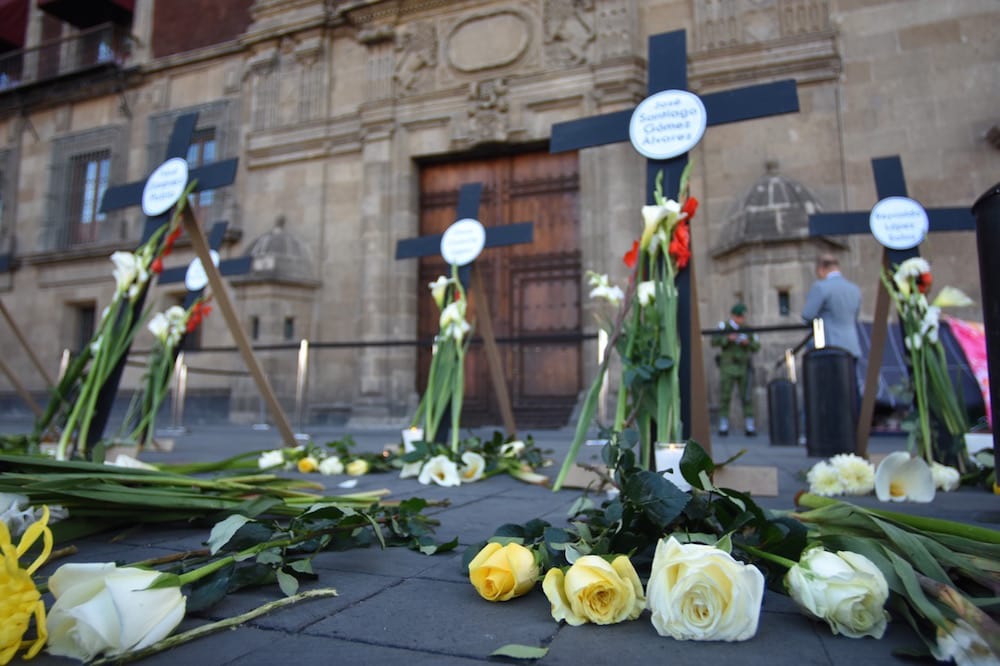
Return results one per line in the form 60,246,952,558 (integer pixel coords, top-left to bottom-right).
595,0,635,61
394,21,438,95
462,78,509,144
694,0,830,50
543,0,595,67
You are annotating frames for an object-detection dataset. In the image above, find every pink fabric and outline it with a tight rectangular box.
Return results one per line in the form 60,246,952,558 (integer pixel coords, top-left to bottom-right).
944,316,992,428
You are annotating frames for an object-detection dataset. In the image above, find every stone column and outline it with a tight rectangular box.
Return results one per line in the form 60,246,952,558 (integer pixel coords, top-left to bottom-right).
350,103,396,424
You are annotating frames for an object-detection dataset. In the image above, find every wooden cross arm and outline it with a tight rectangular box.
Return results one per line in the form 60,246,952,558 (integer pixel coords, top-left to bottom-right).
702,79,799,125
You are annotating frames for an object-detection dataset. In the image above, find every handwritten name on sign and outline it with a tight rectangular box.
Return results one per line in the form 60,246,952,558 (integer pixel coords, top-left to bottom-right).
869,196,929,250
142,158,190,217
441,218,486,266
628,90,707,160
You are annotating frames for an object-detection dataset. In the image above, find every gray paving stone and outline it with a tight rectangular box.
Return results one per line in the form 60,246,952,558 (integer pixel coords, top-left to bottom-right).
217,633,486,666
303,577,557,659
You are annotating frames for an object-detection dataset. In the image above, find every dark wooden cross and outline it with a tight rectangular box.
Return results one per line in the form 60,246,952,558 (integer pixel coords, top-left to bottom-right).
92,111,297,448
157,221,252,308
808,155,976,456
550,29,800,450
82,112,238,446
396,182,533,437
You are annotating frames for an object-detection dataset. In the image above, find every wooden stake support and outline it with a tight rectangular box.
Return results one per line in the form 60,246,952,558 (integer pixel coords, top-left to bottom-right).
180,203,298,447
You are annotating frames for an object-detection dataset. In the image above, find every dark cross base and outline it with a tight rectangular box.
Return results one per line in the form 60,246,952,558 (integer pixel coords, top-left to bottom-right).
809,155,976,456
396,182,534,438
550,29,800,454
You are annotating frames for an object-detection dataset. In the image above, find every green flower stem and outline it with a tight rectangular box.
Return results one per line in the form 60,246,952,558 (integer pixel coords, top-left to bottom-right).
742,543,798,570
795,493,1000,545
92,588,340,665
553,263,642,491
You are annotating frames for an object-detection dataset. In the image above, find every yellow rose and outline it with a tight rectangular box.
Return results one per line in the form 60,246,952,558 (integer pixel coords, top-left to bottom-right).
296,456,319,473
542,555,645,625
647,536,764,641
468,542,538,602
346,459,369,476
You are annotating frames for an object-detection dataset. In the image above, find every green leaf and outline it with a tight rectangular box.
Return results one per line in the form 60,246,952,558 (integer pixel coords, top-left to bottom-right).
679,440,714,487
256,549,283,566
490,644,549,660
276,569,299,597
622,469,690,529
288,559,314,575
208,515,253,555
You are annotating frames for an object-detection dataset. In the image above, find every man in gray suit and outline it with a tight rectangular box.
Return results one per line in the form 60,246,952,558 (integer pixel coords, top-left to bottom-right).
802,253,862,358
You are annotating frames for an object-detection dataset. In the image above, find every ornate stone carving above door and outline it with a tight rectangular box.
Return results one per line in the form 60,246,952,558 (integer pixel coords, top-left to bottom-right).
543,0,595,67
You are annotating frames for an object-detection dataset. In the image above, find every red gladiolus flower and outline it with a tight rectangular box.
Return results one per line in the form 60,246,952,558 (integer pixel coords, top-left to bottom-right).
151,258,163,274
916,272,933,294
669,220,691,270
162,225,183,258
682,196,699,221
623,240,640,268
186,300,213,333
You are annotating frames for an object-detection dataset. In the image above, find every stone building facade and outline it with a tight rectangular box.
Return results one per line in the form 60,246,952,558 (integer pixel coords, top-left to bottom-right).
0,0,996,432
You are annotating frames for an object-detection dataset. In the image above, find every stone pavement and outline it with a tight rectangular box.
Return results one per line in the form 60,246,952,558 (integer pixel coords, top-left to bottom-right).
4,418,998,665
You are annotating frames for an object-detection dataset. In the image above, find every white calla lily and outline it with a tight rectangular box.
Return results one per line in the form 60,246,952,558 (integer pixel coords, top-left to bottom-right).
428,276,451,309
874,452,935,503
418,454,461,487
932,286,974,309
459,451,486,482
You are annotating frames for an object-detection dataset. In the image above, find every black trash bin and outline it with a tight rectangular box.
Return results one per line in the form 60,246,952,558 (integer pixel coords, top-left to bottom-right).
767,378,798,446
803,347,858,457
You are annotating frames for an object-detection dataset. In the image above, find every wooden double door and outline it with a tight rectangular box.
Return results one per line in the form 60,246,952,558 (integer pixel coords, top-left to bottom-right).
417,150,582,429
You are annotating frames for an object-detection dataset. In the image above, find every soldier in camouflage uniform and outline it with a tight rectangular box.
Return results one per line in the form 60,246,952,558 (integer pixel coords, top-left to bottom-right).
711,303,760,436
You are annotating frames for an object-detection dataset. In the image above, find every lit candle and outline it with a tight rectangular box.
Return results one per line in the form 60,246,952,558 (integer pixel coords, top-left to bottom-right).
401,427,424,452
655,443,691,491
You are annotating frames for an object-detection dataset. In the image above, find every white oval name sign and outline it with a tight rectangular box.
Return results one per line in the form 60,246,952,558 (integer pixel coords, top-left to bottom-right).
869,196,928,250
440,218,486,266
142,158,189,217
629,90,707,160
184,250,220,292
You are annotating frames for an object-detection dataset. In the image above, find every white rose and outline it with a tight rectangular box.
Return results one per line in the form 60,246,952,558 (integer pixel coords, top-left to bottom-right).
418,455,461,487
318,456,344,476
646,536,764,641
257,449,285,469
46,563,186,661
930,462,961,492
785,548,889,639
